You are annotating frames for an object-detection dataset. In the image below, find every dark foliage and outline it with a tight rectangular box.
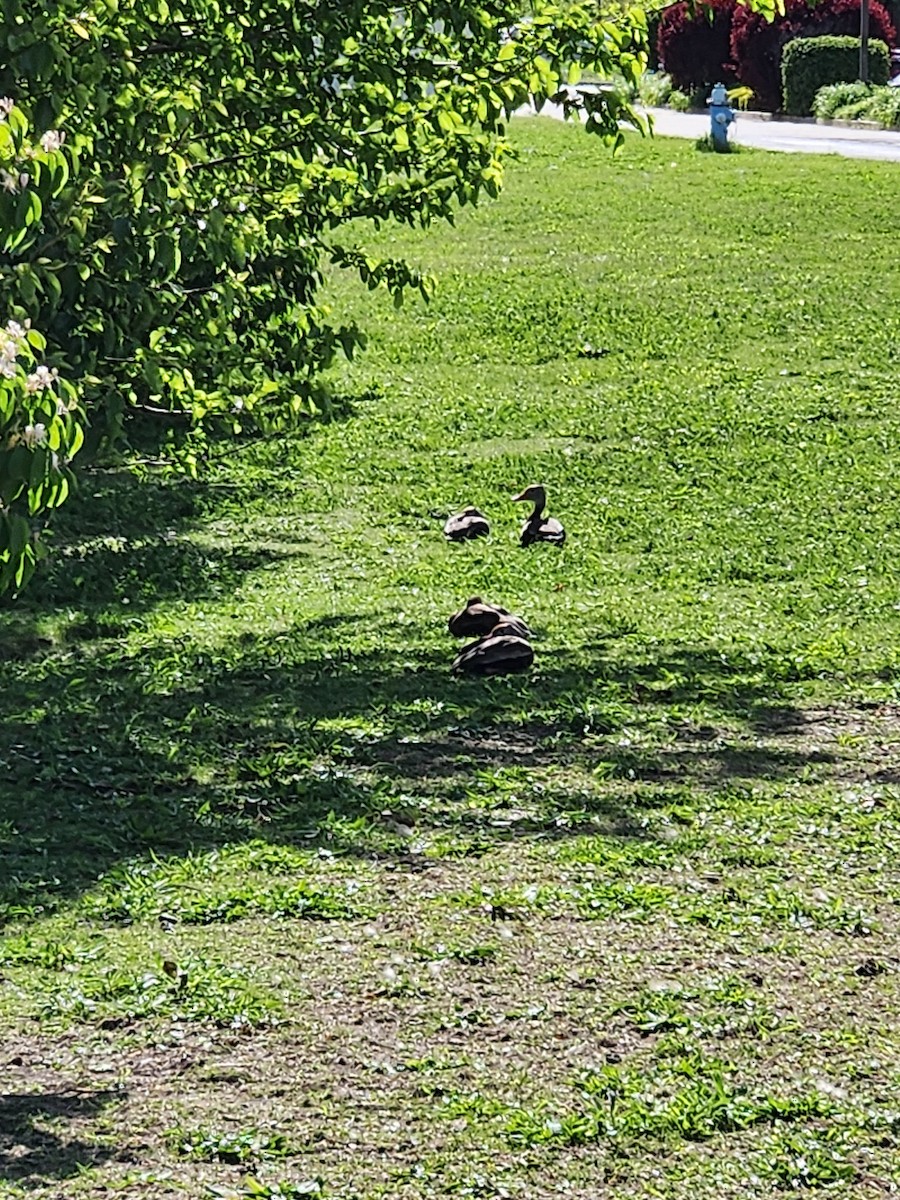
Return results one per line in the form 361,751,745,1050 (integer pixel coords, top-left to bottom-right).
731,0,896,110
657,0,738,92
646,7,664,69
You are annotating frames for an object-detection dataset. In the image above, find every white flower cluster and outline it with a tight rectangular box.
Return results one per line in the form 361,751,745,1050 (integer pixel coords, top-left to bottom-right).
0,169,29,193
0,96,13,119
1,319,63,403
39,129,65,153
26,364,59,392
0,319,28,379
23,422,46,447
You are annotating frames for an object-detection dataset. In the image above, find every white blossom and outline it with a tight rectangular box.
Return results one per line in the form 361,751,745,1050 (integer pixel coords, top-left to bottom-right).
23,422,47,447
26,365,59,393
431,17,445,35
0,169,19,193
0,320,28,377
4,320,28,347
0,97,13,119
39,129,65,153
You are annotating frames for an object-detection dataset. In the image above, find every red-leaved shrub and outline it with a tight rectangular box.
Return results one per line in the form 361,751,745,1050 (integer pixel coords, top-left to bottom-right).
657,0,738,92
731,0,896,111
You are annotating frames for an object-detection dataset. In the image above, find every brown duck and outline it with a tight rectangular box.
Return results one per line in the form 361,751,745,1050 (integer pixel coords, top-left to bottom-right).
451,618,534,677
443,506,489,542
512,484,565,547
448,597,530,640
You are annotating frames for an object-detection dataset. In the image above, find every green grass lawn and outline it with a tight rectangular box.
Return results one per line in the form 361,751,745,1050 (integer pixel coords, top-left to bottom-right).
2,118,900,1199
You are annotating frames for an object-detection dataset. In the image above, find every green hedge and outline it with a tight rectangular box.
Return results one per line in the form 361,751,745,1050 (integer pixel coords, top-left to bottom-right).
782,36,890,115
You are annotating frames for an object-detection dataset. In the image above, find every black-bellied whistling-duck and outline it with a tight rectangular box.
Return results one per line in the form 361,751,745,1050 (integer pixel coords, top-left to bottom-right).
443,506,489,542
448,597,530,640
512,484,565,547
451,618,534,677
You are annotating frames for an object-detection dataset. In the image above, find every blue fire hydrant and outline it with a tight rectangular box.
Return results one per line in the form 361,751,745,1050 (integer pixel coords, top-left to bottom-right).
707,82,736,150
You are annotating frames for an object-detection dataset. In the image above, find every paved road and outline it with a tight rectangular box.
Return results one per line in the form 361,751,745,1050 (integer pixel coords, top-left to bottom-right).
518,100,900,162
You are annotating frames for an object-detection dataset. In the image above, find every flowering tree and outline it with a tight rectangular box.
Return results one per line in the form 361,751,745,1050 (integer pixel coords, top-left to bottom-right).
0,0,648,450
0,102,83,595
0,318,82,594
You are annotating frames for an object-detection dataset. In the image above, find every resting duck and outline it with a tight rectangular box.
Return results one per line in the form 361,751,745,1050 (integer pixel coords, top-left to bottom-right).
443,506,490,542
512,484,565,547
448,597,530,640
451,618,534,677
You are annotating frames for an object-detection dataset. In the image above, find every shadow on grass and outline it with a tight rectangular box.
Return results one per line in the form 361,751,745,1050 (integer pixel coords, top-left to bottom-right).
0,416,857,922
2,387,367,621
0,599,829,925
0,1090,122,1182
11,473,311,618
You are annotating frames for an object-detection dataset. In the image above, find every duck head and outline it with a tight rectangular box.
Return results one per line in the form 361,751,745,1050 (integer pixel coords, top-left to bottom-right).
512,484,547,509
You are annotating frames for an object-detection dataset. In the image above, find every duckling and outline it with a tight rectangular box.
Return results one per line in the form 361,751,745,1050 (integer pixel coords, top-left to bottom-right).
512,484,565,547
443,506,490,542
451,618,534,677
448,597,530,640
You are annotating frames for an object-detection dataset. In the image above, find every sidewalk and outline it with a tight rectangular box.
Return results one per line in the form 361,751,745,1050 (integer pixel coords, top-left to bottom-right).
517,100,900,162
648,105,900,160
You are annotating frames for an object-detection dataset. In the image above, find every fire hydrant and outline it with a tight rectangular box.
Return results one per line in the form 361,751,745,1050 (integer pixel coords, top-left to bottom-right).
707,82,736,151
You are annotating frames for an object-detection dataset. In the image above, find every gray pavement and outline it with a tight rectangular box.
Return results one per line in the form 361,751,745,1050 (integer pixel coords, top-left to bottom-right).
517,100,900,162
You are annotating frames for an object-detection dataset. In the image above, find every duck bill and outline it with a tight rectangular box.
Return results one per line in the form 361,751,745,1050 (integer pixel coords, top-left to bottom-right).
511,490,527,502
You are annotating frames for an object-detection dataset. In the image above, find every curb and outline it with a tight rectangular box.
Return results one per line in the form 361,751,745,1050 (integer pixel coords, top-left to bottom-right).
732,111,884,131
658,105,891,133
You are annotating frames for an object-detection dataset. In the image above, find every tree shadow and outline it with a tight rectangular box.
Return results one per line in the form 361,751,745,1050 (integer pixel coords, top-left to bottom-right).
0,1090,122,1182
6,474,312,618
2,388,367,625
1,605,849,925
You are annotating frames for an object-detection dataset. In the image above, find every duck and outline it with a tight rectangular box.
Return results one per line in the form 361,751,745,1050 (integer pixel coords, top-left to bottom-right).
451,618,534,677
443,506,490,542
512,484,565,547
448,597,531,640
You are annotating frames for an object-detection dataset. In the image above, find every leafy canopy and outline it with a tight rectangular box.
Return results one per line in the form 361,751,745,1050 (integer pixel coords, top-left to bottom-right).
0,0,647,445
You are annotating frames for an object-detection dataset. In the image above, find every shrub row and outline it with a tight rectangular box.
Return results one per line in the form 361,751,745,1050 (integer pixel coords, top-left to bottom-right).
657,0,896,112
813,78,900,123
783,36,889,114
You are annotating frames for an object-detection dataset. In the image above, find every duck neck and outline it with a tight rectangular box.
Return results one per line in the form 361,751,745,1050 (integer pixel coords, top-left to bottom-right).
530,491,546,523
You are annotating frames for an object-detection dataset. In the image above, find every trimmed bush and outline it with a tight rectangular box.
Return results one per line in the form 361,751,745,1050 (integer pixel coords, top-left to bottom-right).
783,36,889,114
657,0,738,93
731,0,896,112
